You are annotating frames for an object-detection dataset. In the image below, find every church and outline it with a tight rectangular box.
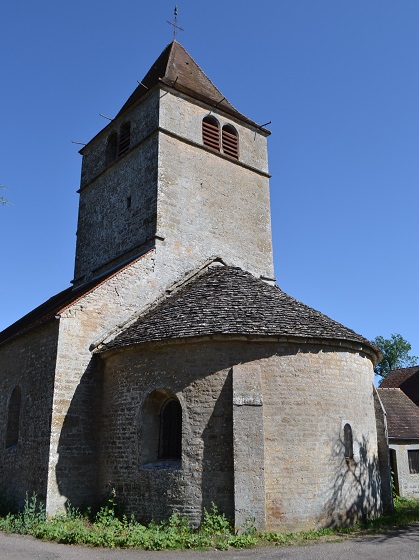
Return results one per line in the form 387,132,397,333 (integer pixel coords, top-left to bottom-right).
0,40,392,532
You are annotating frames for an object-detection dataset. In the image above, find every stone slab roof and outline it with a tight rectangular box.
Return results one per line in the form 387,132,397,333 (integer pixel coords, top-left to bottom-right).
117,41,266,131
102,266,379,359
380,366,419,406
378,388,419,439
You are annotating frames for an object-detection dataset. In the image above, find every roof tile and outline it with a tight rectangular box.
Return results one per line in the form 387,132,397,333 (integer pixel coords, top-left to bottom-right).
104,266,378,356
378,388,419,439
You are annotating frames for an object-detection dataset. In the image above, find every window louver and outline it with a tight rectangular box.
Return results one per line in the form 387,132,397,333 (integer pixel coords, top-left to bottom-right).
202,117,220,151
222,125,238,159
118,122,131,156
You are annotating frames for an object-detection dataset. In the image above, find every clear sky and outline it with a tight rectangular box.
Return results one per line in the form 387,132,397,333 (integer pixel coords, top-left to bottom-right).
1,1,418,363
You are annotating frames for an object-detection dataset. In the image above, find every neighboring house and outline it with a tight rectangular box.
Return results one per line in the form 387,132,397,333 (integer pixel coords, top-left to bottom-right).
380,366,419,406
378,367,419,499
0,40,391,532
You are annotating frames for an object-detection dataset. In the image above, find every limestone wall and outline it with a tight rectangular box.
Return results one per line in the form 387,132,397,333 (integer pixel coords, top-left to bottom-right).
74,91,160,284
99,341,240,525
0,322,59,507
261,343,382,532
98,339,382,532
46,250,164,514
390,441,419,499
157,91,274,282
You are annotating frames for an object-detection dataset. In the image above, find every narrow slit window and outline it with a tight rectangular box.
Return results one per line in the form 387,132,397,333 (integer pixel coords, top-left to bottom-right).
202,116,220,151
159,398,182,460
344,423,354,461
6,387,21,448
105,132,118,165
408,450,419,474
222,124,239,159
118,122,131,156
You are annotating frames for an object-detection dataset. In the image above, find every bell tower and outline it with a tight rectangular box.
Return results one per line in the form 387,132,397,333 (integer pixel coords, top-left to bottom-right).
73,41,274,287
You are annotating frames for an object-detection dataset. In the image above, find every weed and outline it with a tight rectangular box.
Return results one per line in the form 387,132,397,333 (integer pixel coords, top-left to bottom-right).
0,494,418,550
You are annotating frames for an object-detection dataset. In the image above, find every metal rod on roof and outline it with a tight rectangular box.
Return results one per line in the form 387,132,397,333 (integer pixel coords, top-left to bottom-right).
136,81,149,89
260,121,272,128
215,97,225,108
71,141,87,146
173,76,179,85
99,113,113,121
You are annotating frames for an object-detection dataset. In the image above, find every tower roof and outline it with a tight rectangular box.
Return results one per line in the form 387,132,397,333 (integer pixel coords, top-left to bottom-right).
117,41,265,130
99,266,380,361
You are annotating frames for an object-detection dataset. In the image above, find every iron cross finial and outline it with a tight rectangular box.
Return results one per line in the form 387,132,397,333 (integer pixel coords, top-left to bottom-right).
167,5,184,40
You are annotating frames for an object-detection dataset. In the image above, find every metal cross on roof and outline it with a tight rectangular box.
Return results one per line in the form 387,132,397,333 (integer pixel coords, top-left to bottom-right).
167,5,184,40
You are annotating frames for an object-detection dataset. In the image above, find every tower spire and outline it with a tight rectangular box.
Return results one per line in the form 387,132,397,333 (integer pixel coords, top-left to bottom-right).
167,5,184,40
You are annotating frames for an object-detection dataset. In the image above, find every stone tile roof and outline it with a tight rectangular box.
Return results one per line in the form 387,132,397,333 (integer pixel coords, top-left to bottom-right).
378,388,419,439
380,366,419,406
117,41,267,131
103,266,379,359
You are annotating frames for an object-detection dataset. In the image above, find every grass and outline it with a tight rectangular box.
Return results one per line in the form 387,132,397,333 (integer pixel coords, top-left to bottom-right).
0,495,418,550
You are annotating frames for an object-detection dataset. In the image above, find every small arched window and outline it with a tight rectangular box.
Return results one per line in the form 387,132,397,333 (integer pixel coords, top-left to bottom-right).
222,124,239,159
140,389,182,466
118,122,131,157
6,387,21,448
105,132,118,165
202,116,220,151
159,398,182,460
344,423,354,461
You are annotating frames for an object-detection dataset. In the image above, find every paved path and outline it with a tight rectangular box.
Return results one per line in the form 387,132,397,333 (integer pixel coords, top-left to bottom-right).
1,526,419,560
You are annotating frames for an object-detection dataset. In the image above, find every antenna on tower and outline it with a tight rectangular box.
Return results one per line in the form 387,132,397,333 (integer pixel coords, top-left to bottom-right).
167,5,184,40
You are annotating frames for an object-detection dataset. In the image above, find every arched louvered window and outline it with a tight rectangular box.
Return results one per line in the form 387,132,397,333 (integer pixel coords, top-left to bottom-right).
118,122,131,157
222,124,239,159
105,132,118,165
344,423,354,461
202,116,220,151
158,398,182,460
6,387,21,448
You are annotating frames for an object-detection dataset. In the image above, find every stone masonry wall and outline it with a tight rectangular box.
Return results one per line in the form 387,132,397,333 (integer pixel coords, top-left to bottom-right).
98,339,382,532
261,343,382,532
74,91,160,284
390,441,419,499
99,340,244,525
373,389,393,512
0,321,59,508
46,251,164,514
157,91,274,282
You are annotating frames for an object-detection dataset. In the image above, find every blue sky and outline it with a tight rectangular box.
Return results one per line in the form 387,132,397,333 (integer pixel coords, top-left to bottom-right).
1,1,418,362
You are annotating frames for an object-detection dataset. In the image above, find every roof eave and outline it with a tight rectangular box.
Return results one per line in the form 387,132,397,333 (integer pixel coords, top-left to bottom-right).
96,332,380,363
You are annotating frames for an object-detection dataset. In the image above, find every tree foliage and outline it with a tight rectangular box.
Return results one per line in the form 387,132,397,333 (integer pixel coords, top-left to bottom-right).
0,185,9,205
373,333,418,379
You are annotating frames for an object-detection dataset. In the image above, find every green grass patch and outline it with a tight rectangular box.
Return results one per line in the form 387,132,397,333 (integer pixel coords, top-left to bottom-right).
0,494,418,550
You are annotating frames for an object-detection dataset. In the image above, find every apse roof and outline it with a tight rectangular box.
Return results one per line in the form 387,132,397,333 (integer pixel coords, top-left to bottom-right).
117,41,266,130
378,388,419,439
100,266,379,359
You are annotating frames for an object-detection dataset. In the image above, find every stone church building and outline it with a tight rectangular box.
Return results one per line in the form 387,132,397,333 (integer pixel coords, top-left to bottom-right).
0,41,392,531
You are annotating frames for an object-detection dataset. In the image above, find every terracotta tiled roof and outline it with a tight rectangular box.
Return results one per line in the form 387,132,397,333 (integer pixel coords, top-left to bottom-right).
102,266,379,359
378,388,419,439
380,366,419,406
117,41,266,130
